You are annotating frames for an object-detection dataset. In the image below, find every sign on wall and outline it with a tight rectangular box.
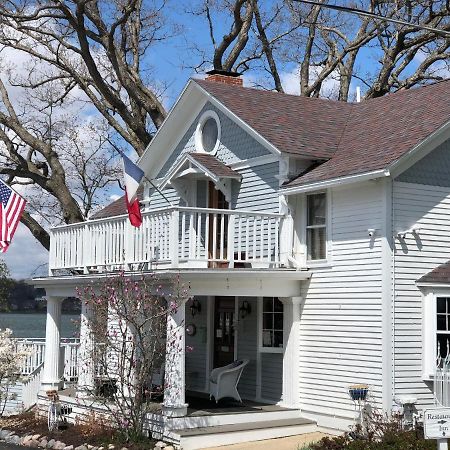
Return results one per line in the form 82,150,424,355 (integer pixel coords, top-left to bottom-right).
424,408,450,439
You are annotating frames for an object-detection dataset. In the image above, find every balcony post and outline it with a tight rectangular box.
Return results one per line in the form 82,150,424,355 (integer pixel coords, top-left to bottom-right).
77,300,96,398
48,230,55,276
83,223,91,274
170,209,180,268
280,296,302,408
279,195,294,267
41,296,63,391
163,298,188,417
227,213,236,268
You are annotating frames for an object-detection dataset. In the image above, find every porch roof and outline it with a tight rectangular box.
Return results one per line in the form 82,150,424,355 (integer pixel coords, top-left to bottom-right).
417,261,450,286
30,268,310,298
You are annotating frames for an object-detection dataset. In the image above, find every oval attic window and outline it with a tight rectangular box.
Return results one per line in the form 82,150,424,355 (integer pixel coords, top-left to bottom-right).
202,118,218,153
195,111,221,154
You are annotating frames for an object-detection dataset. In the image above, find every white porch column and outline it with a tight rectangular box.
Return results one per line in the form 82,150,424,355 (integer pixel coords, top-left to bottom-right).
41,296,63,391
280,296,302,408
77,300,95,398
163,300,188,417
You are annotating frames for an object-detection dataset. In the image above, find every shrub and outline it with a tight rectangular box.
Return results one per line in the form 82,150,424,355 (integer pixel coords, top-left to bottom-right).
310,410,437,450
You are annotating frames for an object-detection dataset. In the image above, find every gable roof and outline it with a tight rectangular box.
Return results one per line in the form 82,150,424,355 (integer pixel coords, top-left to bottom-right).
195,79,353,160
188,153,241,179
195,79,450,190
417,261,450,285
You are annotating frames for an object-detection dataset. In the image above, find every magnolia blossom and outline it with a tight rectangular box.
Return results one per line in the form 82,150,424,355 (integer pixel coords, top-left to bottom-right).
0,328,31,416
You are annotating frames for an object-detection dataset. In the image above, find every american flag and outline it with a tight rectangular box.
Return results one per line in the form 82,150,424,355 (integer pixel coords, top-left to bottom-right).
0,181,26,252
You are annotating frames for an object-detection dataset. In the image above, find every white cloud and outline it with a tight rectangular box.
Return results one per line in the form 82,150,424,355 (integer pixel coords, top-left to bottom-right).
110,194,121,201
2,222,48,279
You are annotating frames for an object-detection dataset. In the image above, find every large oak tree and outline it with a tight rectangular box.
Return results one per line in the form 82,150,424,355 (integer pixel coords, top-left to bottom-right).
0,0,448,250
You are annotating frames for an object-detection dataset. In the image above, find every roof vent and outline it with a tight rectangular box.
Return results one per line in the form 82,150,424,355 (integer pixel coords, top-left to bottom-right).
206,69,243,86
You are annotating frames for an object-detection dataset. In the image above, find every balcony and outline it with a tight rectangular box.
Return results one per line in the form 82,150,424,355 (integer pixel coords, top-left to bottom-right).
49,207,290,275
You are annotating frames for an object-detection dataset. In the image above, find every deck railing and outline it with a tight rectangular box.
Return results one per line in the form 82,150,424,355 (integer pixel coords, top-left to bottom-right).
14,338,80,382
49,206,288,274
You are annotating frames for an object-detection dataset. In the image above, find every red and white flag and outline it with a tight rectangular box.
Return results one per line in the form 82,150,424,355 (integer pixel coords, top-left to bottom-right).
0,181,26,252
122,154,144,227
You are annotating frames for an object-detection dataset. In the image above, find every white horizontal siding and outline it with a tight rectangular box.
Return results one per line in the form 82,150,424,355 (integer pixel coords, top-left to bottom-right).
393,181,450,407
299,182,385,421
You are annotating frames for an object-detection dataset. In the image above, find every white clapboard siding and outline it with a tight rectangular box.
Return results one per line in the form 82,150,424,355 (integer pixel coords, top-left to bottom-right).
393,181,450,406
299,182,385,423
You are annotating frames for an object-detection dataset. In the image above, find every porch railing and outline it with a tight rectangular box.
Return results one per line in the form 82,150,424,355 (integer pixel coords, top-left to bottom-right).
14,338,80,381
49,206,288,274
435,344,450,407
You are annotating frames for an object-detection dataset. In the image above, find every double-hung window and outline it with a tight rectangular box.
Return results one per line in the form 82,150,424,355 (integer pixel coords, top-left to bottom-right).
261,297,284,351
437,297,450,362
306,193,327,261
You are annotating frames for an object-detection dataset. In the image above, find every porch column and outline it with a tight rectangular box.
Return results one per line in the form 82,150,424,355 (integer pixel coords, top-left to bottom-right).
280,296,302,408
163,299,188,417
77,300,95,398
41,296,63,391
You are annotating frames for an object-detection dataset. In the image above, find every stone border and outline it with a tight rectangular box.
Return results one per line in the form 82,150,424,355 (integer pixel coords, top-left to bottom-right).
0,428,174,450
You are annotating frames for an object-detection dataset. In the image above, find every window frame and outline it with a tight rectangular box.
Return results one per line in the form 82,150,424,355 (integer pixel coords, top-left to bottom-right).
422,289,450,380
305,191,328,263
259,297,284,354
195,110,221,155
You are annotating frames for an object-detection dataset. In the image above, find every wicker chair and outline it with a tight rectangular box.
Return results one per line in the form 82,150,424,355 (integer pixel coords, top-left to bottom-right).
209,359,249,403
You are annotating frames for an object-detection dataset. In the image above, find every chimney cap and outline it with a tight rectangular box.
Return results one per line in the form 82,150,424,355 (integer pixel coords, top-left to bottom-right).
206,69,242,78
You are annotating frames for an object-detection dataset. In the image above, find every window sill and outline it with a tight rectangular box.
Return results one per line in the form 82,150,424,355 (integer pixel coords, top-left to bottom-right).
259,347,284,354
307,259,333,270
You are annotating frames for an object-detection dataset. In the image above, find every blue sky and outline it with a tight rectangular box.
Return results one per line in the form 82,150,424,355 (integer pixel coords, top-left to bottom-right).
1,1,439,279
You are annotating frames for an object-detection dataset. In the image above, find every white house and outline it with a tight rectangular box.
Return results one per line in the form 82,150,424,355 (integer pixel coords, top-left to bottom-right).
32,71,450,448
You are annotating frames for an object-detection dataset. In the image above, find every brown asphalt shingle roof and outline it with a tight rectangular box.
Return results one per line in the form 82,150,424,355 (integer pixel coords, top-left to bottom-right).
188,153,241,179
90,186,143,220
195,78,450,188
417,262,450,284
195,79,353,160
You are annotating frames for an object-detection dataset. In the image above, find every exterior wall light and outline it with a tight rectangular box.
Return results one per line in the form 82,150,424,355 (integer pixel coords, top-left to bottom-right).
190,298,201,317
239,300,251,319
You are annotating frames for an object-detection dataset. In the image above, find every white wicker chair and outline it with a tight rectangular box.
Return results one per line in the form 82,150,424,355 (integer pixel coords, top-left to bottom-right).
209,359,249,403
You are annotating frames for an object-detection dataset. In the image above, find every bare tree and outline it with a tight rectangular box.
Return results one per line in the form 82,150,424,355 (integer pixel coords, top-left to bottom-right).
0,0,448,251
194,0,450,100
0,0,174,248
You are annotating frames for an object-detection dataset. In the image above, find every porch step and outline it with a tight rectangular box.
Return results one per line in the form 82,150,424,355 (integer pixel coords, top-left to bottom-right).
173,417,317,450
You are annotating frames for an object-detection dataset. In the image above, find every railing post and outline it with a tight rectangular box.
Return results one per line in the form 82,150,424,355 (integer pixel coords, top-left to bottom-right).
279,214,294,267
227,214,236,268
170,209,180,268
83,223,91,274
48,229,55,276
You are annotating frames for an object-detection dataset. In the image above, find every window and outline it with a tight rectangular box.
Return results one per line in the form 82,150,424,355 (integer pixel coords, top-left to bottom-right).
262,297,283,350
437,297,450,362
306,193,327,261
195,111,221,154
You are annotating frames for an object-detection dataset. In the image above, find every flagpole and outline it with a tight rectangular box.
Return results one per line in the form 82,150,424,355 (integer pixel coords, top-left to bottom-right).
142,175,174,207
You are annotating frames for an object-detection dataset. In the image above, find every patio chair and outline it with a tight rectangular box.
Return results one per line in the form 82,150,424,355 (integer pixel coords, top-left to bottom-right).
209,359,249,403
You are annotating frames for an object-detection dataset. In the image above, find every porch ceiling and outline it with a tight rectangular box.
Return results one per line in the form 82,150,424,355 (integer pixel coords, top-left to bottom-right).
30,268,310,298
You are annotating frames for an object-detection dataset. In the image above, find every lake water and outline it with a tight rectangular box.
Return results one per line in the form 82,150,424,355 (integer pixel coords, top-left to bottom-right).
0,313,80,338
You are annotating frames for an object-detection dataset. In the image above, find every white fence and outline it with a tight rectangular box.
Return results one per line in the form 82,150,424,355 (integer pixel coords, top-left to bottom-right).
435,342,450,407
49,206,286,274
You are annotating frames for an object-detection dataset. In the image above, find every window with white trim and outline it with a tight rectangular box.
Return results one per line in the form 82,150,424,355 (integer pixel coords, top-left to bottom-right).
261,297,283,350
195,111,221,155
306,193,327,261
437,297,450,361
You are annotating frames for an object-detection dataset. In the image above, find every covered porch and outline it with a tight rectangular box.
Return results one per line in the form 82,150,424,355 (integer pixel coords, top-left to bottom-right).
32,269,311,445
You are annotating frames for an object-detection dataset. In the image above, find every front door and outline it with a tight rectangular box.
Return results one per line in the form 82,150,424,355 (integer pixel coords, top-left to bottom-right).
213,297,235,368
208,181,229,267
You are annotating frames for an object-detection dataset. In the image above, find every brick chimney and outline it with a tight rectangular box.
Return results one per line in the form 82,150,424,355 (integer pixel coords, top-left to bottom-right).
206,69,243,86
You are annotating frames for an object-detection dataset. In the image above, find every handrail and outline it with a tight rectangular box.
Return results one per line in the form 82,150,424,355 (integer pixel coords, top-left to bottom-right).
50,206,284,231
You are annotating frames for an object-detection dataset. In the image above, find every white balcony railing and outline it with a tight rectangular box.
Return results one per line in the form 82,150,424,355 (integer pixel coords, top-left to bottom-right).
49,207,289,274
